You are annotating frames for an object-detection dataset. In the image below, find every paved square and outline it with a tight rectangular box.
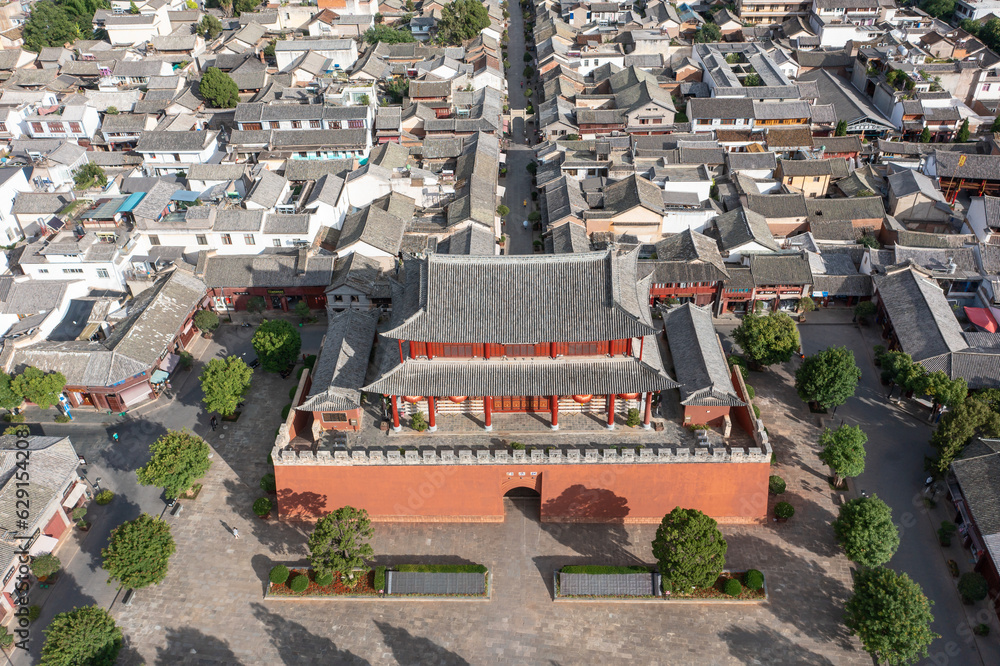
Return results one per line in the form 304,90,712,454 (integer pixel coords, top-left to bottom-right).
109,354,868,666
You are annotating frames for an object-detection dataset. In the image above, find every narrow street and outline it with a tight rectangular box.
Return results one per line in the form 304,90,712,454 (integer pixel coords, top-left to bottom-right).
502,0,535,256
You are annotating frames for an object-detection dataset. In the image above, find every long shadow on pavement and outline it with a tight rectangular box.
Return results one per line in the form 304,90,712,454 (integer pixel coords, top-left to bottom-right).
374,621,470,666
250,602,370,665
222,478,309,558
151,625,242,665
718,624,836,666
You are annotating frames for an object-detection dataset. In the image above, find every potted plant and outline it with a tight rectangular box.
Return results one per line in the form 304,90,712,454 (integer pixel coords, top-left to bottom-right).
253,496,273,520
798,296,816,322
410,411,428,432
193,310,220,339
948,559,960,577
31,554,61,582
774,501,795,523
72,506,89,531
94,490,115,505
958,572,988,605
938,520,958,546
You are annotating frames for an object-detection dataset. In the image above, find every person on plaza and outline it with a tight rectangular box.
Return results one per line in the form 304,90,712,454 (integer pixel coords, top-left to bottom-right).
112,432,119,442
232,527,240,539
210,416,218,431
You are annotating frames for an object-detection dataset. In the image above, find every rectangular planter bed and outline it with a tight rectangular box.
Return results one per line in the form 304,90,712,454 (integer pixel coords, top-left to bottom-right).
265,564,491,600
554,567,767,603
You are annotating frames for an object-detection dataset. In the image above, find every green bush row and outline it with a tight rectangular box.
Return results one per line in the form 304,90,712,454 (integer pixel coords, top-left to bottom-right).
396,564,487,573
561,565,651,574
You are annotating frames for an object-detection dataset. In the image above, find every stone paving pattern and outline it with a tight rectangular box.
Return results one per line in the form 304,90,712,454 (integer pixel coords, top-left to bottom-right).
109,325,870,666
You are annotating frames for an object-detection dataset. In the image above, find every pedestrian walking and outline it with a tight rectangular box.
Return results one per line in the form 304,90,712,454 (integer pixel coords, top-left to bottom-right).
210,416,218,431
232,527,240,539
112,432,119,442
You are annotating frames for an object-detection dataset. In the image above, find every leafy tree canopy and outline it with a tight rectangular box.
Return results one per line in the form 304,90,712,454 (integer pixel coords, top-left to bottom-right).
835,120,847,136
40,605,122,666
651,506,727,592
363,24,416,44
956,118,970,143
308,506,375,580
252,319,302,373
0,371,23,412
917,371,967,410
732,311,800,367
192,309,220,332
101,513,176,589
199,67,239,108
930,395,1000,473
695,22,722,43
73,162,107,190
818,424,867,484
794,346,861,409
23,1,81,53
197,14,223,39
920,0,954,20
436,0,491,45
833,495,899,567
136,430,212,499
844,567,937,665
200,356,253,417
12,367,66,410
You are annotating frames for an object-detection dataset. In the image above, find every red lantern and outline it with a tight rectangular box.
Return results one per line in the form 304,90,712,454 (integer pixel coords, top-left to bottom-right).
402,396,423,404
619,393,640,400
572,394,592,404
448,396,467,403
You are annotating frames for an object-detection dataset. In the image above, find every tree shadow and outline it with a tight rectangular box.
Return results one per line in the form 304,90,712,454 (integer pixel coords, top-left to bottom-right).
541,484,630,522
221,478,309,557
770,492,842,559
718,624,836,665
725,532,858,653
152,625,242,665
20,571,101,663
250,602,370,665
275,487,329,520
374,621,470,666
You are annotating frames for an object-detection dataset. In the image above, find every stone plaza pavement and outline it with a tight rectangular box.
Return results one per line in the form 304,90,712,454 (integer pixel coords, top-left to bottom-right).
110,345,869,666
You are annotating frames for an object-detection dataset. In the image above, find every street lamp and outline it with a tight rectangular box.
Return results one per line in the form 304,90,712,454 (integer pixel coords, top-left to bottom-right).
94,477,102,492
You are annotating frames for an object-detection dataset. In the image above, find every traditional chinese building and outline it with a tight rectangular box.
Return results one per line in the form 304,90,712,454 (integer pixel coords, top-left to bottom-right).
363,249,680,431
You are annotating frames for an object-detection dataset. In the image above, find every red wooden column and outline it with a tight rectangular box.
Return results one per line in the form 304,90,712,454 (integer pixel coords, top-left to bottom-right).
391,395,400,432
484,396,493,432
551,395,559,431
428,397,437,432
606,394,615,430
642,392,653,430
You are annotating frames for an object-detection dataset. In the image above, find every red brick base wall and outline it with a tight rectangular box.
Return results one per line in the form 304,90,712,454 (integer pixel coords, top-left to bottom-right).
274,461,769,524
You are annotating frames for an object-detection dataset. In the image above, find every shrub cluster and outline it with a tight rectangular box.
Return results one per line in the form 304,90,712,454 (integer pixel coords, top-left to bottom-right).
723,578,743,597
289,574,309,592
768,476,786,495
95,490,115,505
742,569,764,591
270,565,290,585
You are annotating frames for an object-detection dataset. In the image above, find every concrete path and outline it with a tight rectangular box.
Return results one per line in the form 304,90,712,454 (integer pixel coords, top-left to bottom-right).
502,0,535,256
797,310,1000,666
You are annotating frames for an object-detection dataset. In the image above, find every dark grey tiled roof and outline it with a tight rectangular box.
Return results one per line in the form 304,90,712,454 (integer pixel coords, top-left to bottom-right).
950,442,1000,562
714,207,780,252
135,130,218,153
663,303,745,407
812,273,872,297
548,223,590,254
283,158,353,181
200,250,335,288
435,225,495,255
382,249,657,344
807,196,885,221
214,209,265,232
727,152,776,171
688,97,755,119
644,229,729,283
873,264,969,361
746,193,808,219
779,159,833,177
298,309,378,413
337,193,411,255
748,254,813,286
934,150,1000,180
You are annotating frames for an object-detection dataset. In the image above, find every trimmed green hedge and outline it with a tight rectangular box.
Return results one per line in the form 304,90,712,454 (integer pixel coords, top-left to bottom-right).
561,565,651,574
374,565,386,591
396,564,487,573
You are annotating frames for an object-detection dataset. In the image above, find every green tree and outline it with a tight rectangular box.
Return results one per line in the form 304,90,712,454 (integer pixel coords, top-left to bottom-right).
0,371,23,412
436,0,491,45
732,311,800,368
128,1,139,12
497,204,509,217
844,567,937,665
385,76,410,102
363,24,416,44
246,295,267,315
992,115,1000,133
962,18,982,36
920,127,932,143
695,22,722,43
31,553,61,578
917,371,967,413
293,300,311,319
833,495,899,567
101,513,175,589
981,18,1000,51
199,357,253,417
956,118,970,142
252,319,302,373
818,424,867,486
881,350,924,396
234,0,258,15
920,0,954,19
198,67,239,109
744,73,762,87
930,395,1000,473
12,367,66,410
104,106,118,115
795,346,861,409
192,309,220,333
835,120,847,136
23,2,80,52
651,507,727,593
136,430,212,499
73,162,107,190
197,14,223,39
40,606,122,666
308,506,375,582
854,300,877,322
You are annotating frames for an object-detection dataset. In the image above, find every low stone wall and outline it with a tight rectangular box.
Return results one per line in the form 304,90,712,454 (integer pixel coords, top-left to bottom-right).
272,443,770,467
